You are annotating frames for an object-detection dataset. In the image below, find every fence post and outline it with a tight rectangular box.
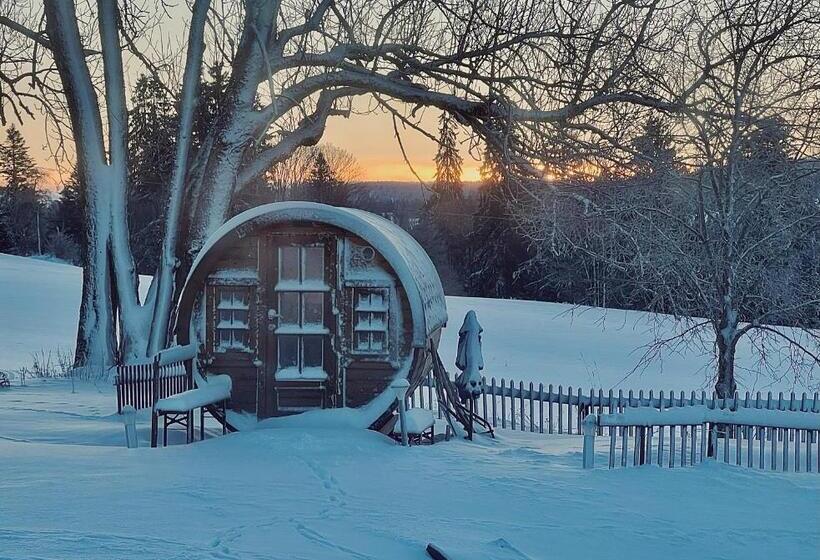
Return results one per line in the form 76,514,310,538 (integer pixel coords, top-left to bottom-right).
122,405,138,449
583,414,597,469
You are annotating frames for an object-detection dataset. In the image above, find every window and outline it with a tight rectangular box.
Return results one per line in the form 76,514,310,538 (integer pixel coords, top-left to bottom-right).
353,288,389,355
275,244,328,380
214,287,252,352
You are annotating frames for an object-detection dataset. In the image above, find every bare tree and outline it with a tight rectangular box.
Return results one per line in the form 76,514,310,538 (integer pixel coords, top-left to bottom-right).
520,0,820,394
264,144,360,202
0,0,676,367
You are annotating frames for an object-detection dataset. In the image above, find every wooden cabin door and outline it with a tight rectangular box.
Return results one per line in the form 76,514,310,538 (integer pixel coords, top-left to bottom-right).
260,234,337,416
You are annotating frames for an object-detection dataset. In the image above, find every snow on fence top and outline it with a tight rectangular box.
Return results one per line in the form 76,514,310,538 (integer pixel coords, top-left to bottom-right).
599,405,820,430
179,202,447,347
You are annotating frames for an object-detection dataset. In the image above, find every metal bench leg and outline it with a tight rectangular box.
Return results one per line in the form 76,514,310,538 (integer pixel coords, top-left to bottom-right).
163,415,168,447
151,410,158,448
222,401,227,435
200,407,205,441
187,411,193,444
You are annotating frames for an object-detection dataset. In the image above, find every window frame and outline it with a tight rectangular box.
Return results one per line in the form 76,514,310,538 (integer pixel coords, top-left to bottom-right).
209,283,256,355
274,243,330,381
350,286,391,357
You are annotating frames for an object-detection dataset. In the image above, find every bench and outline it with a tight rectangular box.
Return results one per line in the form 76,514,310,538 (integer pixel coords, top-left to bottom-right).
114,344,234,447
393,408,436,445
154,375,232,446
0,372,10,388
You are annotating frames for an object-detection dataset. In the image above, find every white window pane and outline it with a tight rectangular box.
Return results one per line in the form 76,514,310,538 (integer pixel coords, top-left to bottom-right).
219,289,233,306
218,309,232,324
371,291,384,308
233,289,248,307
233,310,248,327
303,336,323,368
279,292,299,325
371,312,385,329
357,291,370,308
355,332,370,351
233,330,249,349
218,329,231,347
303,293,323,325
280,246,299,282
371,331,385,351
303,246,324,281
279,335,299,368
356,312,371,330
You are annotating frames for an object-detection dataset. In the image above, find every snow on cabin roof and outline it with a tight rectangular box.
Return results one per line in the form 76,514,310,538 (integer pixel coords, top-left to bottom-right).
181,202,447,346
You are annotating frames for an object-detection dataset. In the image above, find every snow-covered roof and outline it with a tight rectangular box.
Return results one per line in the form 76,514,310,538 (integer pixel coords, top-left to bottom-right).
178,202,447,346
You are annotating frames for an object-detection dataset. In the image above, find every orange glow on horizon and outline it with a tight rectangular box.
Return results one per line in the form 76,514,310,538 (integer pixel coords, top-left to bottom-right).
357,160,482,183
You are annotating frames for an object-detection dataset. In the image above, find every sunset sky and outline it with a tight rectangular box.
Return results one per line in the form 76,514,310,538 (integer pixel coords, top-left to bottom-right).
9,101,483,191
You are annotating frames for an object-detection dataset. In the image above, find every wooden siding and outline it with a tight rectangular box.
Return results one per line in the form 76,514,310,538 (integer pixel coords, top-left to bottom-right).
192,222,429,423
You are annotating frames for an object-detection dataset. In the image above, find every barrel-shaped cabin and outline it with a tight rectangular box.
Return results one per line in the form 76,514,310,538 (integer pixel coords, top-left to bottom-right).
175,202,447,429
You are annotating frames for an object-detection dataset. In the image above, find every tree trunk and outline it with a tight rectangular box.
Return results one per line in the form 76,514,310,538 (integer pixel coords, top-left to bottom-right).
73,186,117,370
714,316,738,399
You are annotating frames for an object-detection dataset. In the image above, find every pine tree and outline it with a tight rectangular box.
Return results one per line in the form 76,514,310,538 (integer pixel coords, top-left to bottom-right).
464,145,533,298
432,113,463,203
0,125,42,191
0,125,44,254
128,74,178,273
630,116,675,178
419,113,469,293
305,150,348,206
55,170,87,263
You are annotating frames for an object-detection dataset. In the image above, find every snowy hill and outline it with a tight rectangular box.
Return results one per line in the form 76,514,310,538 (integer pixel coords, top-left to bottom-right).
1,252,818,560
0,252,814,392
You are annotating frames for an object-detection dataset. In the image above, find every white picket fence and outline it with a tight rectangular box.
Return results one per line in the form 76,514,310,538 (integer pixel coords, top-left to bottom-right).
409,374,820,437
581,406,820,473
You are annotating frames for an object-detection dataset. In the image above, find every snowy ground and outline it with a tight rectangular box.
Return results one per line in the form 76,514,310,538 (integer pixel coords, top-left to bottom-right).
2,380,819,560
1,253,819,559
1,253,814,392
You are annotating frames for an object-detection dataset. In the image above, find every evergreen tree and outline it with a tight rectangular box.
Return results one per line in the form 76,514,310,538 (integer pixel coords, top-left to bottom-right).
305,150,348,206
54,170,87,263
465,145,533,298
0,125,42,190
432,113,463,203
128,74,177,273
417,113,469,294
0,125,44,254
630,116,675,178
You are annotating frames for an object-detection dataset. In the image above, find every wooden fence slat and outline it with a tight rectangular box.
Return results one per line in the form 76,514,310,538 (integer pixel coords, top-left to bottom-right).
491,377,497,428
736,423,742,466
607,389,614,437
771,427,777,470
558,385,563,434
529,382,535,433
621,424,628,467
538,383,544,434
482,376,488,421
609,427,616,468
658,423,665,465
500,379,507,429
669,425,676,468
548,384,554,434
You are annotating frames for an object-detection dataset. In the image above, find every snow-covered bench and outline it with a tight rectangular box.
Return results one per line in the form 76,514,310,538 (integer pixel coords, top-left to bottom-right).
154,374,232,447
393,408,436,445
112,344,234,447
